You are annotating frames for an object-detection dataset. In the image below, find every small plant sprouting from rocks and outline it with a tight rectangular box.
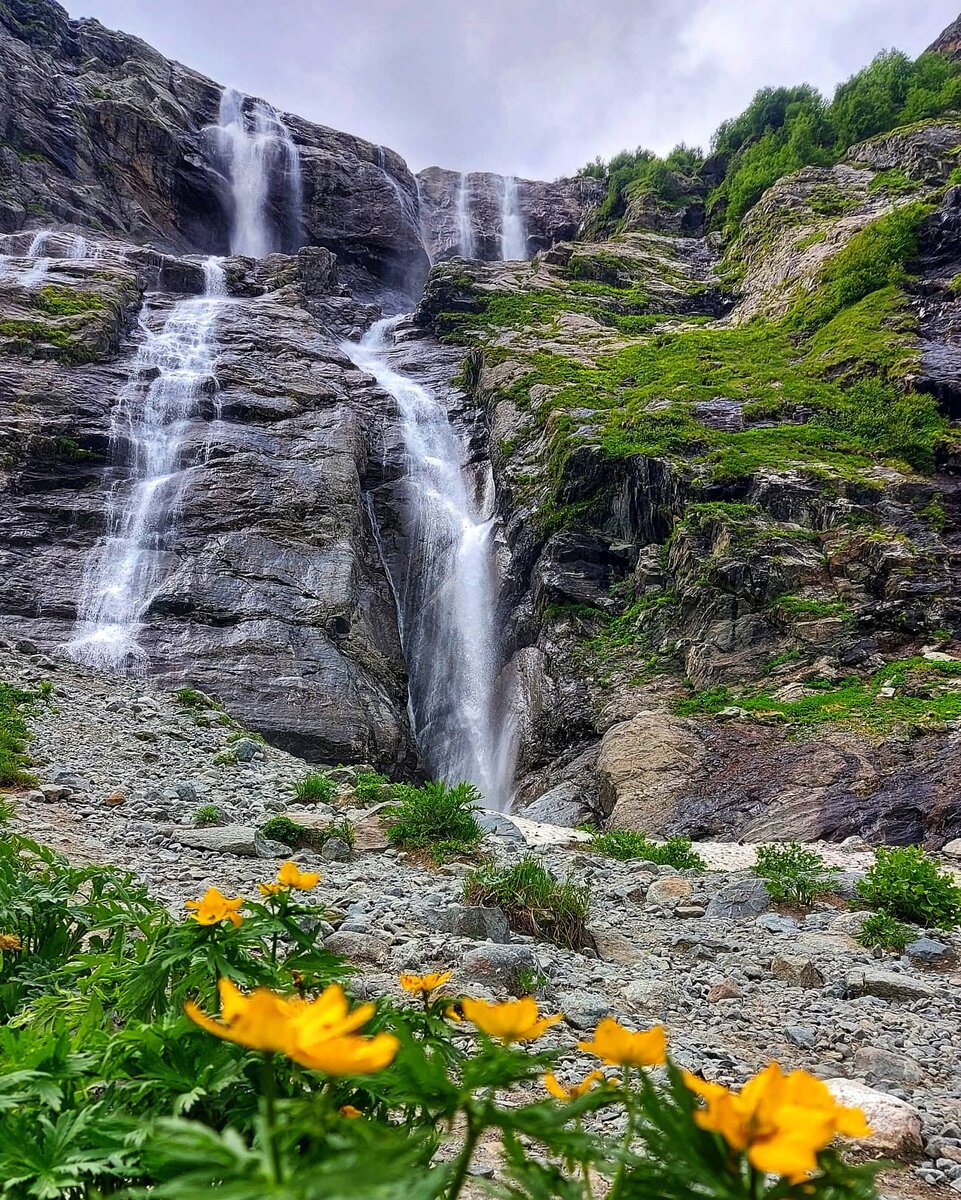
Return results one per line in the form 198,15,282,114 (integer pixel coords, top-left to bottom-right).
856,845,961,931
0,794,15,826
354,770,390,804
260,814,355,852
463,855,593,951
192,803,225,828
590,829,706,870
0,681,38,787
382,780,482,861
753,844,838,907
857,911,912,953
293,772,337,804
175,687,221,711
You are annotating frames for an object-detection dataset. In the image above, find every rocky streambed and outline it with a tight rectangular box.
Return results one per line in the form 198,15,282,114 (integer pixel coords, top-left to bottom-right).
4,640,961,1197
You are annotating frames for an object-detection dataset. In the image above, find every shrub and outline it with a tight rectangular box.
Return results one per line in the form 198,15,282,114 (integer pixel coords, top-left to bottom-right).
293,772,337,804
260,814,354,852
463,855,593,950
192,803,225,827
354,769,390,804
856,845,961,930
590,829,706,870
857,911,913,952
0,681,37,787
753,844,838,906
383,780,482,859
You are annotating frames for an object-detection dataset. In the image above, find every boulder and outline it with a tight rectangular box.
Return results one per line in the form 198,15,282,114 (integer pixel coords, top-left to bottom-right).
646,877,693,906
705,878,771,921
845,967,937,1002
460,944,540,993
824,1079,923,1157
324,931,390,966
771,955,824,988
173,824,271,858
621,979,676,1015
447,906,512,944
853,1047,923,1086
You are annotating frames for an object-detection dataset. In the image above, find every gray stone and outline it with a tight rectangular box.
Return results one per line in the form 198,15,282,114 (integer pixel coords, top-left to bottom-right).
173,824,271,858
557,991,610,1029
756,912,799,934
447,906,512,943
943,838,961,859
825,1079,923,1156
785,1025,818,1049
853,1046,924,1085
622,979,675,1015
324,931,390,966
232,739,264,764
905,937,954,965
705,878,771,921
460,944,540,993
845,967,937,1002
474,810,523,840
771,955,824,988
320,837,352,862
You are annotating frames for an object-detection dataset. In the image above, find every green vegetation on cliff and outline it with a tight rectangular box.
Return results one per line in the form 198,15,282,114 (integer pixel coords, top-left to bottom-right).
581,48,961,237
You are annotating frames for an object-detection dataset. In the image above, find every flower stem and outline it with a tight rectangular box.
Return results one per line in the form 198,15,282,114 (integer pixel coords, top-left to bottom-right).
610,1066,635,1200
446,1114,482,1200
262,1053,283,1183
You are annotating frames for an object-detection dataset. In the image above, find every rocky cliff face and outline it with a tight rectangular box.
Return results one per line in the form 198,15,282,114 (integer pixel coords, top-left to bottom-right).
415,167,603,262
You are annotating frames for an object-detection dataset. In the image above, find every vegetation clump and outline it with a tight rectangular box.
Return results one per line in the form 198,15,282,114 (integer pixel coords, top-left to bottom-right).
354,770,390,804
753,844,838,906
590,829,706,870
293,771,337,804
261,814,355,853
192,803,225,827
857,910,913,952
856,845,961,930
0,680,38,786
382,779,483,861
464,855,593,950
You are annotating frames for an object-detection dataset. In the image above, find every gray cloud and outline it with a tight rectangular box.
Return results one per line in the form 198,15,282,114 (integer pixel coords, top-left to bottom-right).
61,0,961,179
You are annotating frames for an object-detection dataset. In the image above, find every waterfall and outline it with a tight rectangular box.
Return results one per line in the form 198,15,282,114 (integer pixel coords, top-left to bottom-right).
65,258,227,672
344,317,518,808
378,147,432,272
22,231,51,288
456,172,475,258
207,87,303,257
499,175,527,260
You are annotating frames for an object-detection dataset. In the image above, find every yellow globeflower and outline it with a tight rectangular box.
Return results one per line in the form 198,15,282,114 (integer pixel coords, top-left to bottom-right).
340,1105,363,1118
289,1031,399,1076
578,1018,666,1068
399,970,453,994
258,861,321,895
0,933,22,952
293,983,377,1040
460,996,562,1044
686,1062,871,1181
185,977,294,1052
184,887,244,927
544,1069,606,1101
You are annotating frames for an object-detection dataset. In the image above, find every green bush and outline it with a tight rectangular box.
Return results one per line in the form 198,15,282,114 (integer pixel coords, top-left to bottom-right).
856,845,961,930
753,844,838,906
464,855,593,950
354,770,390,804
590,829,706,870
175,687,222,711
857,911,913,952
293,772,337,804
382,780,482,860
0,680,37,786
192,804,225,827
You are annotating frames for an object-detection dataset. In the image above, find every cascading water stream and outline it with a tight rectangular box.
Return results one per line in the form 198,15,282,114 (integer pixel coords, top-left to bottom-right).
207,87,303,256
456,172,475,258
343,317,518,808
499,175,527,261
66,258,227,672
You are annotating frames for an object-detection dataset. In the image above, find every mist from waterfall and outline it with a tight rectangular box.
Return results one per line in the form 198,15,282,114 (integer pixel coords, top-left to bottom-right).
343,317,518,809
456,172,475,258
66,258,227,672
208,88,303,257
499,175,527,260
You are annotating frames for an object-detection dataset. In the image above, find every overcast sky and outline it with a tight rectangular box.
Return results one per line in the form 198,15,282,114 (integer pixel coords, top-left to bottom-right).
61,0,960,179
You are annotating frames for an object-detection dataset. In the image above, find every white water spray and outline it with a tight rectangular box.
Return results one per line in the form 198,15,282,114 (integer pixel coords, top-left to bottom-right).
344,317,518,808
456,172,475,258
66,258,227,672
499,175,527,261
208,88,303,257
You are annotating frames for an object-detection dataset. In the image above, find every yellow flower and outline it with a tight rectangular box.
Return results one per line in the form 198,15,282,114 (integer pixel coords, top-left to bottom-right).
0,933,22,952
184,887,244,927
686,1062,871,1181
258,861,321,895
578,1018,666,1068
544,1069,606,1101
460,996,562,1044
185,977,294,1052
185,980,398,1077
340,1104,363,1118
399,970,453,994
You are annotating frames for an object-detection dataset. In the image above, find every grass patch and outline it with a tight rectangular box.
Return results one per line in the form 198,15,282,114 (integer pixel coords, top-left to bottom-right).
589,829,706,869
293,772,337,804
674,656,961,735
382,780,482,862
32,286,105,316
192,803,225,827
463,855,593,950
354,770,390,804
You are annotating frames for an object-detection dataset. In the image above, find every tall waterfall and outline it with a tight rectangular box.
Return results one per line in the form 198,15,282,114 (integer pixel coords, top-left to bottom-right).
499,175,527,260
344,317,518,808
456,172,475,258
66,259,227,672
208,88,303,256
